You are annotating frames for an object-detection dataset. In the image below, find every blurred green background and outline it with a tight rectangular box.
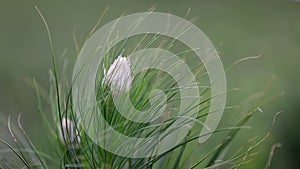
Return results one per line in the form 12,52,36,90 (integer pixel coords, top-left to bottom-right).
0,0,299,168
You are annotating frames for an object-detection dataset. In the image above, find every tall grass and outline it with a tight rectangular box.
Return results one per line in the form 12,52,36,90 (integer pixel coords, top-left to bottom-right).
0,7,280,169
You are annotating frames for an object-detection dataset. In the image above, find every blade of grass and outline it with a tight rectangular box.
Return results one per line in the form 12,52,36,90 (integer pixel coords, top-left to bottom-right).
17,114,48,168
0,138,31,169
35,6,63,140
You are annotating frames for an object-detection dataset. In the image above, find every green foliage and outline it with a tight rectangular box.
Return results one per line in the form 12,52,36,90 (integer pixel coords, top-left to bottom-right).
0,7,279,169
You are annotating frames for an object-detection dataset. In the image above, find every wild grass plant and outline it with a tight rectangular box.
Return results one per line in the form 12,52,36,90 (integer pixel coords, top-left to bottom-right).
0,7,280,169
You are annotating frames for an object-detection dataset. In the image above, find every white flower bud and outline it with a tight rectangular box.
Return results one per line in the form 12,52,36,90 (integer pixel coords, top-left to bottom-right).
103,56,132,94
59,117,80,144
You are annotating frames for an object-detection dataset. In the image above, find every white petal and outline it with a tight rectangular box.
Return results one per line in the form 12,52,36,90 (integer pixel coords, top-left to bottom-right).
58,117,80,144
103,56,132,94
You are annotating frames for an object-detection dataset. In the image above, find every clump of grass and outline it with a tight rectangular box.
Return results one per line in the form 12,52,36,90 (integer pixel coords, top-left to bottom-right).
0,7,280,169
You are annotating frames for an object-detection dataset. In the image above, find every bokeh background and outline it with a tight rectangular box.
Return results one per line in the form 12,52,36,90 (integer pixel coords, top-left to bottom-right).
0,0,299,168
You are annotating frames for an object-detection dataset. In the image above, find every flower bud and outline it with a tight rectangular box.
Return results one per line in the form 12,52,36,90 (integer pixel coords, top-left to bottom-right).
103,56,132,94
58,117,80,144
